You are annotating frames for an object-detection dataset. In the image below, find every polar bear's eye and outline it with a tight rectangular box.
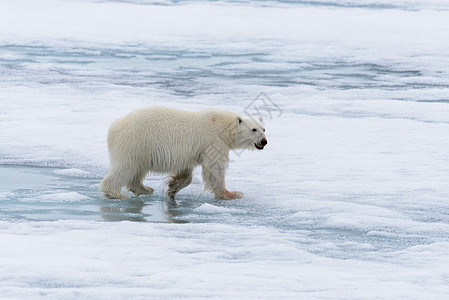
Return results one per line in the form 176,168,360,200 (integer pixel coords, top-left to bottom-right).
263,129,265,132
252,128,257,132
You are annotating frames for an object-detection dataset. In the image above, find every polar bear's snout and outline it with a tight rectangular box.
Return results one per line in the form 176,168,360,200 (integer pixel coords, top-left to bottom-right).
255,138,267,150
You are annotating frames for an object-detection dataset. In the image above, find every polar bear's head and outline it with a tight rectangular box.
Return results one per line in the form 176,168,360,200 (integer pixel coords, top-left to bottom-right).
234,116,267,150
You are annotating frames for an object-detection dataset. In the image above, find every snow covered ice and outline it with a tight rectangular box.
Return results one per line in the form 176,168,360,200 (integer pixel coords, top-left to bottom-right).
1,0,449,298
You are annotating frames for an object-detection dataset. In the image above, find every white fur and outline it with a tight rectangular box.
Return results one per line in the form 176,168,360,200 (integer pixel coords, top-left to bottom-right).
100,106,267,200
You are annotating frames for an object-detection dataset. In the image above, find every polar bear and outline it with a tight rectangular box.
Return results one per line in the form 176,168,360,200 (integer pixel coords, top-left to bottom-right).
100,106,267,200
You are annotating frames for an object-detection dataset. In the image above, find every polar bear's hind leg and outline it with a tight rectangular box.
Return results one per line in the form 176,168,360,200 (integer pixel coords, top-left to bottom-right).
100,167,130,199
167,169,193,200
126,169,154,196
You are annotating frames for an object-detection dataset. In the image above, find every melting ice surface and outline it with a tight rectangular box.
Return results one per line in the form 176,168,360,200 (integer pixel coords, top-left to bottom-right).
1,0,449,299
0,165,184,223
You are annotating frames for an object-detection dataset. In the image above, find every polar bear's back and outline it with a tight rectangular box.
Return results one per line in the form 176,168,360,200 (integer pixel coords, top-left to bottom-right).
107,106,238,173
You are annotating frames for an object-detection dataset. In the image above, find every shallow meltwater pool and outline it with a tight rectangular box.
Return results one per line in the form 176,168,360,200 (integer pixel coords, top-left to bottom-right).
1,165,443,260
0,165,190,223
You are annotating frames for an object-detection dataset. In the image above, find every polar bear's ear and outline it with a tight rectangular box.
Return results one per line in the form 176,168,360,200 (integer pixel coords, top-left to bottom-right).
259,116,264,124
236,117,242,125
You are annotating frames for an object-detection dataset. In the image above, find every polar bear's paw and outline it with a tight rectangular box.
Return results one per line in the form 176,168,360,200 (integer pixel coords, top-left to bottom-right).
129,185,154,196
215,190,243,200
104,192,129,200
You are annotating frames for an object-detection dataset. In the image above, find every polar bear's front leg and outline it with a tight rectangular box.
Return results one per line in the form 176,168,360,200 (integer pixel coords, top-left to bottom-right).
201,152,243,200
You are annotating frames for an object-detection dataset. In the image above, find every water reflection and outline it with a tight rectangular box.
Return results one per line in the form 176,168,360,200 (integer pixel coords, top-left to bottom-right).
0,165,190,223
165,199,190,223
100,199,147,222
99,197,190,223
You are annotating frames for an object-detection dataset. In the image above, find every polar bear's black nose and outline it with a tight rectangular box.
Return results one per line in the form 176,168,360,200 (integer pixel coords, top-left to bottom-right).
261,138,267,146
